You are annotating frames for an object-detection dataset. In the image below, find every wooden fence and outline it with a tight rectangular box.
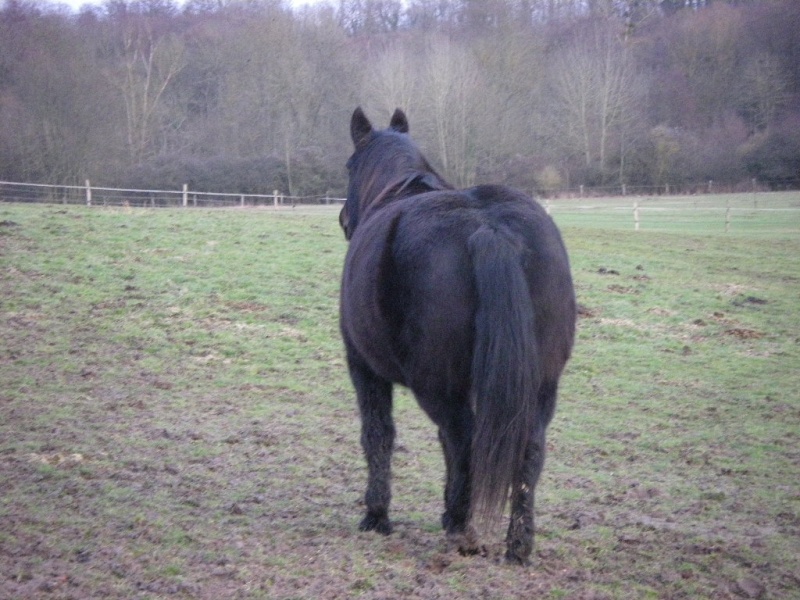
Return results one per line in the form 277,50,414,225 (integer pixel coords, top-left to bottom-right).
542,192,800,234
0,180,344,208
2,180,798,235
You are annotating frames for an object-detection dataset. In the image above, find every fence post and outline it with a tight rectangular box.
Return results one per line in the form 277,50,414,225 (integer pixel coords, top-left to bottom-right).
240,195,245,207
85,180,92,207
579,184,584,198
634,200,640,231
273,190,278,208
622,183,627,196
725,203,731,234
182,184,188,207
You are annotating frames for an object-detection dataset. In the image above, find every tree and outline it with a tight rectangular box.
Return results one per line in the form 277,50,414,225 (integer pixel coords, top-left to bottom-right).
739,51,790,132
197,4,354,195
415,37,483,187
0,7,113,183
100,9,186,164
647,125,682,188
741,114,800,188
361,38,423,122
0,0,798,193
662,3,744,127
469,24,550,185
337,0,404,35
547,18,644,184
406,0,457,31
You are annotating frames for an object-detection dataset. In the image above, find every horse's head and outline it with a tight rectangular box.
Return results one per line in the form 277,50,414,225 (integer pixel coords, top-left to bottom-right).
340,107,448,240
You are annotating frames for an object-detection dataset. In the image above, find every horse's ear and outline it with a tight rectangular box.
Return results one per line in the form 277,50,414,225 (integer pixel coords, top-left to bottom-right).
351,107,373,148
389,108,409,134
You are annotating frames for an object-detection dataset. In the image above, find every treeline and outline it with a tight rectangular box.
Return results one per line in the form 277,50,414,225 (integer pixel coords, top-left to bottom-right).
1,0,798,196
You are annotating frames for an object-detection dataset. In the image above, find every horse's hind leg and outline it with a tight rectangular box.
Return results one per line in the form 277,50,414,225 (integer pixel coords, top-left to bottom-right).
348,354,395,535
437,405,480,554
506,379,558,565
505,435,538,565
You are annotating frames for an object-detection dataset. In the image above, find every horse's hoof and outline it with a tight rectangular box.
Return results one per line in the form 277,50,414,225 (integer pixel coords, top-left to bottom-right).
359,513,393,535
446,526,484,557
504,548,532,566
441,511,457,531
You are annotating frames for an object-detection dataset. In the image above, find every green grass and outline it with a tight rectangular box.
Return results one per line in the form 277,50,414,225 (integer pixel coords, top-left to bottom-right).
548,191,800,235
1,201,798,599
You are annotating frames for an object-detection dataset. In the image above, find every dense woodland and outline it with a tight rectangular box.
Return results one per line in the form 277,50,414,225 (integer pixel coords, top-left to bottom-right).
1,0,798,197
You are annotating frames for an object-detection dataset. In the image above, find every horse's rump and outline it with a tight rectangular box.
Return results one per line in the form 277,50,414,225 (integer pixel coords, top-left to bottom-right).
341,183,572,400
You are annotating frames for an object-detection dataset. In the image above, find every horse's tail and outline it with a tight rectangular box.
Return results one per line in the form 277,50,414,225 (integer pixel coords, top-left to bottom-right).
468,225,539,524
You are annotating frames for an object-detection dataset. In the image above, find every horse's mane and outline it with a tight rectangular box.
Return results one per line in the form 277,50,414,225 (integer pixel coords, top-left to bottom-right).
351,131,452,211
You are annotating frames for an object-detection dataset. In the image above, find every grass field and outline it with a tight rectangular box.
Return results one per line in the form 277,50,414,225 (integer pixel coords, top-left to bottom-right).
1,201,799,599
547,191,800,236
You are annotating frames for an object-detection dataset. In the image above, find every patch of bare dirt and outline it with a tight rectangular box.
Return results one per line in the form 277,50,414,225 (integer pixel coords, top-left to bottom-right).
724,328,765,340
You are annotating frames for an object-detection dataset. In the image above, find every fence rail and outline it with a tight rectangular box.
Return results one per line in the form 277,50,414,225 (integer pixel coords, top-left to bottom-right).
2,180,799,235
542,192,800,234
0,180,344,208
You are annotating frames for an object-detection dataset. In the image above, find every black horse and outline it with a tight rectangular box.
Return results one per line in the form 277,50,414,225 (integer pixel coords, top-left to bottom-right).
339,107,576,565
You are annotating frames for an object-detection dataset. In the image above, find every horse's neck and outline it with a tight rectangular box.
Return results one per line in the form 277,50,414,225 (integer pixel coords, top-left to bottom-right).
361,167,451,222
371,172,421,205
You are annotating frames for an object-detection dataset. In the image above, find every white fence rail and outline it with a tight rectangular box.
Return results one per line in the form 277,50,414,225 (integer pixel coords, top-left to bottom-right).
542,192,800,234
0,180,344,208
2,180,799,234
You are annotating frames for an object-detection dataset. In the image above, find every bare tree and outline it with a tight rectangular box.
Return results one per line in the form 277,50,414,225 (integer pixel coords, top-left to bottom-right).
547,19,643,183
740,51,790,131
415,37,483,187
664,2,744,127
102,17,186,163
338,0,404,35
361,39,423,120
470,26,549,181
0,8,113,183
207,6,354,194
1,0,798,192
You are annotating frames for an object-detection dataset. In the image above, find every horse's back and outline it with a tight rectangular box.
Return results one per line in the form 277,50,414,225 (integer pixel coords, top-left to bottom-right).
340,186,574,396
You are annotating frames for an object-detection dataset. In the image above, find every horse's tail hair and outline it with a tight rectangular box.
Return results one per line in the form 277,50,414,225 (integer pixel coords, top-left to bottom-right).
468,225,539,525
